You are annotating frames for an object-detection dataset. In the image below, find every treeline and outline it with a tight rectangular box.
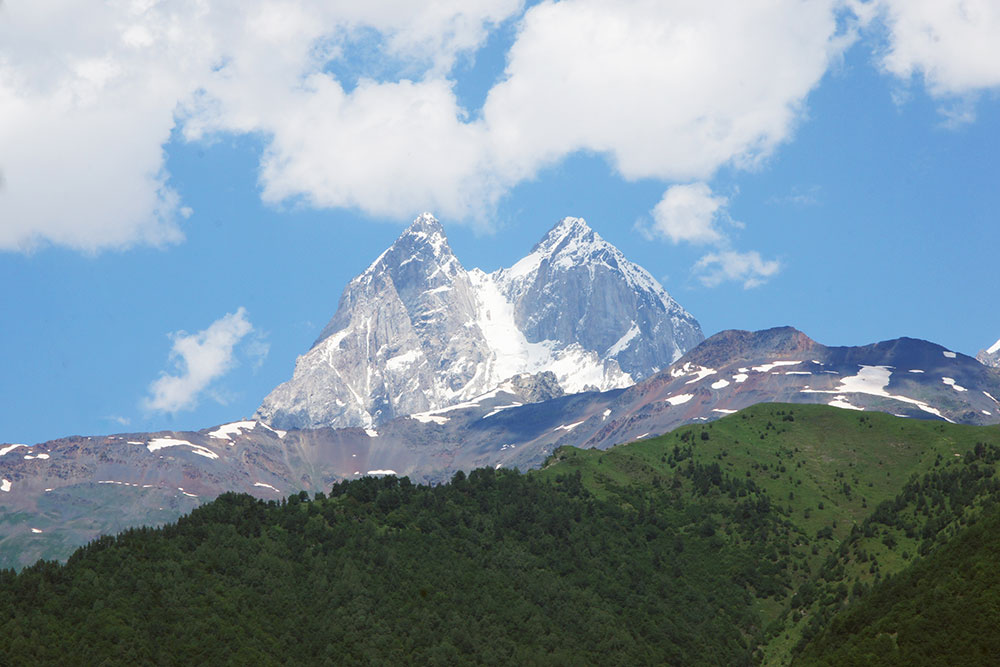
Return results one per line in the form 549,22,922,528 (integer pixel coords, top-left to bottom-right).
0,468,770,666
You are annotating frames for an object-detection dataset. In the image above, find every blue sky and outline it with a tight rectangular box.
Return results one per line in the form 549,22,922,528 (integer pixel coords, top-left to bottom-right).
2,1,999,445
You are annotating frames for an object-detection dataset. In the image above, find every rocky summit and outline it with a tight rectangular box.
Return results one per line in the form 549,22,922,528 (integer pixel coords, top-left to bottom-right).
254,213,703,430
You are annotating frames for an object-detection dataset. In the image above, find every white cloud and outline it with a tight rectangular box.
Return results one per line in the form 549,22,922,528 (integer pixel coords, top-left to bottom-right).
694,251,781,289
0,2,197,252
643,183,726,244
483,0,854,182
640,182,781,287
875,0,1000,98
144,308,255,413
250,77,497,222
6,0,999,253
0,1,519,250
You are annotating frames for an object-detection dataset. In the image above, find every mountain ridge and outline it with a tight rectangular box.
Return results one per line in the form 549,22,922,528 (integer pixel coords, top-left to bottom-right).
6,326,1000,570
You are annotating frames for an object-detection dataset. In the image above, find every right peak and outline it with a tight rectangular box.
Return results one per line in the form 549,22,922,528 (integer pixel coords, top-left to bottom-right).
533,216,599,253
551,217,592,237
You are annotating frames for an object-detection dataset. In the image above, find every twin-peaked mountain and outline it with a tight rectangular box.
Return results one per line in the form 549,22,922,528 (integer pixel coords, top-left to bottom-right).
254,214,704,430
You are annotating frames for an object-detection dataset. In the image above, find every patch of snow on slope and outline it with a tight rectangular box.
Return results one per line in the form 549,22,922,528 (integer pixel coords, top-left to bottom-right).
31,528,42,534
0,444,27,457
942,377,967,392
554,420,585,432
685,367,717,384
666,394,694,406
257,422,287,438
254,482,281,493
364,428,379,438
482,403,522,418
208,421,257,440
711,379,730,389
829,396,864,411
752,361,802,373
0,479,10,492
606,321,640,356
733,373,748,383
386,349,422,371
713,408,737,414
127,441,144,445
985,392,1000,406
802,365,952,422
943,351,957,358
836,365,893,394
409,413,450,425
984,410,992,416
147,438,219,460
602,409,611,420
367,470,397,476
23,453,49,460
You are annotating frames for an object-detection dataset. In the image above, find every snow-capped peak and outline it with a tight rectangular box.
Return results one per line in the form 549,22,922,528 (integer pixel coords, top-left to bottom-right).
989,337,1000,356
256,214,703,430
400,212,447,249
533,216,595,253
358,213,453,277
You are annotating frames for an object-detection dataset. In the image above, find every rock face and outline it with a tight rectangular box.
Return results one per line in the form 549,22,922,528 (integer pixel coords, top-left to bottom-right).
255,213,703,430
977,337,1000,368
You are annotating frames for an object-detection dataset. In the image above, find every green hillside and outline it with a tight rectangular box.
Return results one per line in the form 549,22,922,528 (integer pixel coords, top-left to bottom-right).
1,404,999,665
539,403,1000,663
794,503,1000,665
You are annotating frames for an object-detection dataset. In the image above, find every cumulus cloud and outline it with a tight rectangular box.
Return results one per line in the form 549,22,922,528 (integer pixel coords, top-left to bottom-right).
875,0,1000,97
694,251,782,289
639,182,780,288
482,0,853,183
144,308,255,413
643,183,727,244
0,1,519,250
3,1,999,252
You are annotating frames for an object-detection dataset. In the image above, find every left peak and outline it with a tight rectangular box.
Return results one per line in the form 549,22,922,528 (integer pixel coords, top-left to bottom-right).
407,212,443,234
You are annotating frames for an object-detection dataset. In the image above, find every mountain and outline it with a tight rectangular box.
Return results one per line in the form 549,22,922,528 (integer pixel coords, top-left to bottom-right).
557,326,1000,451
5,326,1000,569
254,214,703,430
977,335,1000,368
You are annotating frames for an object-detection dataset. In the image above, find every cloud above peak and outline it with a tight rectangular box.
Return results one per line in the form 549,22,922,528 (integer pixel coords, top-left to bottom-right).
1,1,998,252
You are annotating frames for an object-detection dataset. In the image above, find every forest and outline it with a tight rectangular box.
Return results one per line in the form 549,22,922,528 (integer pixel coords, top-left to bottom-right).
2,404,1000,665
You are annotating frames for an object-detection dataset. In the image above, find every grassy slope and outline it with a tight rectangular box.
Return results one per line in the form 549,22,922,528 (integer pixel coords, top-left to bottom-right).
794,503,1000,665
536,403,1000,664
